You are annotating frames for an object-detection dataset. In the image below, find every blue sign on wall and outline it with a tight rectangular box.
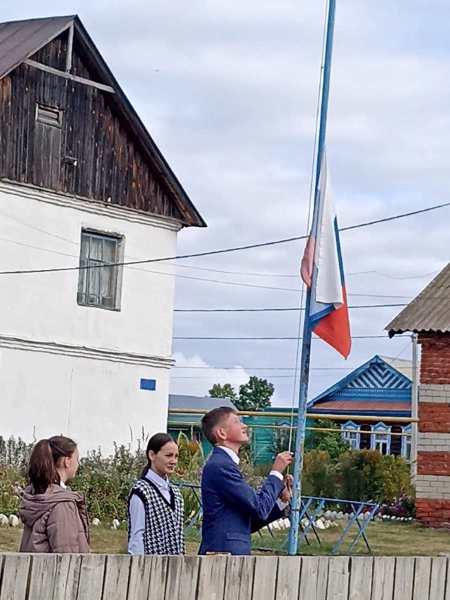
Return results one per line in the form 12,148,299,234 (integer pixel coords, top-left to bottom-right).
140,378,156,391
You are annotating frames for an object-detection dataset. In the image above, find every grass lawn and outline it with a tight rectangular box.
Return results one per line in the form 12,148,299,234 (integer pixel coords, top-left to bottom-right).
0,522,449,556
250,522,450,556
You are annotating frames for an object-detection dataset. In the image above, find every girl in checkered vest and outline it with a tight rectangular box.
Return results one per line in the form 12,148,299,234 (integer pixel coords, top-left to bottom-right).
127,433,184,555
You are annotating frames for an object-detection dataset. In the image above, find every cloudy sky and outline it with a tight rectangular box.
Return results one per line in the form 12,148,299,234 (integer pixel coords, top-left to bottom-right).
5,1,450,404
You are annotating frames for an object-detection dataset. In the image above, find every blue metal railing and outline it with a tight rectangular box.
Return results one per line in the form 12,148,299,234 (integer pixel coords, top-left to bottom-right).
175,482,379,555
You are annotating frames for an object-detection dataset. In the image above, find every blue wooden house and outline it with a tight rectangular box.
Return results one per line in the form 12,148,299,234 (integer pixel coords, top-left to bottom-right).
307,355,412,458
249,355,412,464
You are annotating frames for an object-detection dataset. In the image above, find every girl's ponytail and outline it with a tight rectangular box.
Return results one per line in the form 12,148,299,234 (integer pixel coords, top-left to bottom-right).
28,436,77,494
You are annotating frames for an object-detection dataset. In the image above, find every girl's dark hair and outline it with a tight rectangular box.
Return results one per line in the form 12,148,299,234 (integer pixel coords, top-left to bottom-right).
141,433,175,477
28,436,77,494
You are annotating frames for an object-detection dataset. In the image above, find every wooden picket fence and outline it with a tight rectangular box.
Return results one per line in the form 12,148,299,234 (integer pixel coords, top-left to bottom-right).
0,553,448,600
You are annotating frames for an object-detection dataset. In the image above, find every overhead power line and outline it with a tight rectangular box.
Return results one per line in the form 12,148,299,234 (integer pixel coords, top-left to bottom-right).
172,374,327,379
174,303,407,313
0,236,436,297
0,201,448,276
0,214,436,283
173,364,415,371
173,264,438,281
173,334,409,341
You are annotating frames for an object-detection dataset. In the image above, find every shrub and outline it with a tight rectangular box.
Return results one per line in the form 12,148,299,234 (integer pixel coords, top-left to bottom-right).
72,443,146,521
336,450,413,503
302,450,337,498
379,454,414,502
0,437,30,515
0,466,25,514
173,432,204,483
305,419,350,460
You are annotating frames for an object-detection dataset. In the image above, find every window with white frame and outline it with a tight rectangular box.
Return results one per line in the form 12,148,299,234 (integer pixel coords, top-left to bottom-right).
371,422,391,455
341,421,360,450
401,425,412,461
77,230,124,310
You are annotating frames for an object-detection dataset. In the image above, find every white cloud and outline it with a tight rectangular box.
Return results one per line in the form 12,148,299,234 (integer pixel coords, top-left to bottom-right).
171,352,251,398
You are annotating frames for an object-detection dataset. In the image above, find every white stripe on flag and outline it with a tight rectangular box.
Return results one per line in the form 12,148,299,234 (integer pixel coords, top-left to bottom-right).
314,153,343,306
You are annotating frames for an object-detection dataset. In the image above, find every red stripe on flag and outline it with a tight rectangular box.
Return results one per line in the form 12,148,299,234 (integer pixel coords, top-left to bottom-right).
313,287,351,358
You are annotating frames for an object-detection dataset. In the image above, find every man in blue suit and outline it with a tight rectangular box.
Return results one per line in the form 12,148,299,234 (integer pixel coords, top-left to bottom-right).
199,406,293,555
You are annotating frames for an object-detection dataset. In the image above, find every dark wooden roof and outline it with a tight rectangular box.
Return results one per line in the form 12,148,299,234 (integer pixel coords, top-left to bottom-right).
0,16,74,79
0,15,206,228
386,263,450,336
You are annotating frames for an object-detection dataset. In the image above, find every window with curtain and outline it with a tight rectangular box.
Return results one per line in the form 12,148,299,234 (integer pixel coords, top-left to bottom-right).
77,230,123,310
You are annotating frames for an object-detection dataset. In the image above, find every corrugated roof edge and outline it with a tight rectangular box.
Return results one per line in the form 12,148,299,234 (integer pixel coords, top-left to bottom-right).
386,263,450,336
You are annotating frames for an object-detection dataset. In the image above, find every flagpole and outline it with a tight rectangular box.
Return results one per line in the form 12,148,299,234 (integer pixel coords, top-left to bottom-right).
288,0,337,556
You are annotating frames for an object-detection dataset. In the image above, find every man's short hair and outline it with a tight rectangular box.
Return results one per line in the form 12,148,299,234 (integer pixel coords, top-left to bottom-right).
201,406,236,445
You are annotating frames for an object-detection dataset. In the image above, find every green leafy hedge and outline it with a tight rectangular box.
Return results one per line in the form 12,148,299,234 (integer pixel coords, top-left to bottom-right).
0,435,413,521
303,448,414,504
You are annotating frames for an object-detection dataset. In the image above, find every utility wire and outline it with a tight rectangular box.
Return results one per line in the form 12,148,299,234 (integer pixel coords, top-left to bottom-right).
0,236,436,297
173,364,415,370
173,334,408,341
171,264,439,280
0,223,437,284
0,201,448,276
174,303,407,312
172,374,333,379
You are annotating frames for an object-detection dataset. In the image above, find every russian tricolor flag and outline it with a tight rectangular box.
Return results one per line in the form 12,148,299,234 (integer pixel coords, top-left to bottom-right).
300,152,351,358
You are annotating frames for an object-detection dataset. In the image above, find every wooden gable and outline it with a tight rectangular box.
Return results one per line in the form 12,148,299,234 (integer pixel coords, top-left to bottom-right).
308,355,412,415
0,17,205,227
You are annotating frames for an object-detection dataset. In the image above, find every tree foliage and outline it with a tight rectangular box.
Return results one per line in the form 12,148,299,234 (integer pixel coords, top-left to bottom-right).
208,383,238,403
209,376,274,411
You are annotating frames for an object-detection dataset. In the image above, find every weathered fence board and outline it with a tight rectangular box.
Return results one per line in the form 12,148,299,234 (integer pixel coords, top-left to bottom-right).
298,556,329,600
76,554,105,600
348,557,372,600
413,557,432,600
445,558,450,600
52,555,81,600
327,556,350,600
28,554,80,600
252,556,278,600
196,556,227,600
178,556,201,600
276,556,302,600
127,556,152,600
223,556,255,600
393,557,414,600
164,555,184,600
0,554,31,600
148,556,168,598
102,555,132,600
372,557,396,600
429,557,447,600
28,554,60,600
0,553,447,600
